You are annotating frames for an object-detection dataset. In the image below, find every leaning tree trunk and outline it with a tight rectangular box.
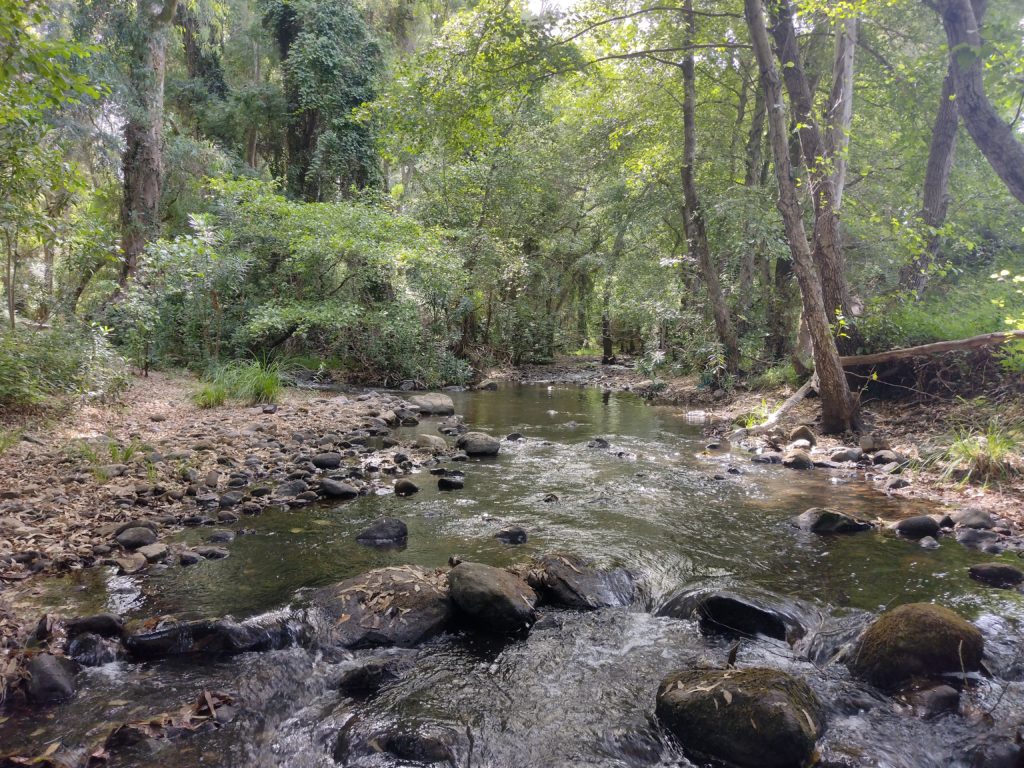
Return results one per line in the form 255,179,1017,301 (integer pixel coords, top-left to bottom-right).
825,16,856,211
769,0,853,324
745,0,859,434
119,0,179,287
682,0,740,374
937,0,1024,206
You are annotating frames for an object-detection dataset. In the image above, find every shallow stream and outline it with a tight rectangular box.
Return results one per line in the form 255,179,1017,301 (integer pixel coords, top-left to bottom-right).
3,384,1024,767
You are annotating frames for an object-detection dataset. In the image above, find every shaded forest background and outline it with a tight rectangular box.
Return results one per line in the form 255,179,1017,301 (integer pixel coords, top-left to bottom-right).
2,0,1024,420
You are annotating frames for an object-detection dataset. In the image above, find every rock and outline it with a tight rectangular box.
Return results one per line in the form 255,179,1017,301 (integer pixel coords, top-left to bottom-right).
415,434,449,452
506,433,524,441
179,550,202,566
782,450,813,470
751,452,783,464
526,553,635,609
657,586,809,642
495,526,527,545
115,553,147,574
796,507,873,534
206,530,235,544
885,477,911,490
26,654,77,704
848,603,983,690
655,667,823,768
312,452,342,470
788,425,817,446
219,491,245,508
137,542,168,562
894,515,939,539
394,479,419,497
908,685,959,717
447,562,537,632
66,613,123,639
830,447,863,463
194,546,230,560
407,393,455,415
455,432,500,457
872,449,904,465
275,479,309,497
956,527,1003,552
969,563,1024,589
336,652,416,697
475,379,499,391
115,526,157,550
437,472,465,491
789,438,812,451
356,518,408,547
919,536,940,550
952,507,995,529
125,617,297,659
310,566,453,649
336,717,462,765
859,433,889,453
68,633,119,667
320,478,359,499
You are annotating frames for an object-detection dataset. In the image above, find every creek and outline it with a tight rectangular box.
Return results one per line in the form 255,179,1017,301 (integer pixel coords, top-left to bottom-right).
3,384,1024,767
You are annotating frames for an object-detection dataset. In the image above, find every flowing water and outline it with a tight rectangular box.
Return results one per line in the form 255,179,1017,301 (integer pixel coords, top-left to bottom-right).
3,384,1024,767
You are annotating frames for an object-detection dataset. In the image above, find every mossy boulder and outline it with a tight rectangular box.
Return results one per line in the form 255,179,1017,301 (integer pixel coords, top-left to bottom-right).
656,667,823,768
847,603,983,691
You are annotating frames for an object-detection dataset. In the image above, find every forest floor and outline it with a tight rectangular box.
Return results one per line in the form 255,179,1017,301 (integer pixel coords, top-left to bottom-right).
491,355,1024,527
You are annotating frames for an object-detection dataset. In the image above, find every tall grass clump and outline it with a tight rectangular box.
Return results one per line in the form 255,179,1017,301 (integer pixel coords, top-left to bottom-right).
206,357,289,405
193,381,228,408
941,418,1022,485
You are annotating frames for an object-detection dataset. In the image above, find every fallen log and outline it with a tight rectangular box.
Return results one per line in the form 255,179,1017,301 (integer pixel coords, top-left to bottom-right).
726,378,816,441
839,330,1024,367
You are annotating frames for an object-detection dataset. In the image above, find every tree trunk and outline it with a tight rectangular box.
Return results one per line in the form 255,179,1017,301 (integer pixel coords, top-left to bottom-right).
601,276,614,364
768,0,853,323
825,16,856,211
745,0,859,434
3,231,15,329
936,0,1024,205
682,0,740,374
119,0,179,287
743,77,766,187
899,61,959,294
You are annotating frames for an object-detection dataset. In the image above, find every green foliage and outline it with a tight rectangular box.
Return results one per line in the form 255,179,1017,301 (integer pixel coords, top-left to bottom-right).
193,381,228,409
0,325,128,410
212,357,287,404
0,429,20,455
735,399,773,429
750,364,802,391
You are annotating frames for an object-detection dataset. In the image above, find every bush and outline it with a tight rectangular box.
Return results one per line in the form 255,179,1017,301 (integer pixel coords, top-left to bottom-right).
206,357,287,405
193,382,228,408
0,325,128,410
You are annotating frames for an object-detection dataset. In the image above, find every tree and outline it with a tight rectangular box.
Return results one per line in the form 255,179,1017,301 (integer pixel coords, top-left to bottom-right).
119,0,180,287
745,0,859,433
934,0,1024,206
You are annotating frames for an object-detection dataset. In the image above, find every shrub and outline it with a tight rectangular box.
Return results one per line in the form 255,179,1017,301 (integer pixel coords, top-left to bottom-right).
193,382,228,408
941,419,1022,485
0,324,128,410
211,357,287,405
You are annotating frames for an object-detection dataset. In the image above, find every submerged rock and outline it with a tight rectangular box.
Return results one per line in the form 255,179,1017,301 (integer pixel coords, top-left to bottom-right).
355,518,408,547
495,526,527,545
847,603,983,690
335,651,417,697
455,431,501,456
394,479,419,497
125,618,297,659
782,451,813,470
795,507,873,534
526,553,635,610
894,515,939,540
415,434,449,452
447,562,537,632
969,563,1024,589
658,586,810,643
655,667,823,768
26,654,77,704
336,716,463,765
68,632,120,667
310,566,453,649
438,475,464,491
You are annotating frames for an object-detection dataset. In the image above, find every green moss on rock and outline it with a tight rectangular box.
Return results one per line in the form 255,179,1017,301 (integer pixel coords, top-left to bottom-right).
847,602,983,691
655,666,823,768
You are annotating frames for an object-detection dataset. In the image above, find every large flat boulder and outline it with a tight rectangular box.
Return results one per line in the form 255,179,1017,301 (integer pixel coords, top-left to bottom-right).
407,393,455,416
455,432,500,456
656,667,823,768
310,566,453,649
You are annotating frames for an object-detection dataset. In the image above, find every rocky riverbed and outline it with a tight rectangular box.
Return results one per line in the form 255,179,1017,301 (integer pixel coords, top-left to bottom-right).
2,375,1024,768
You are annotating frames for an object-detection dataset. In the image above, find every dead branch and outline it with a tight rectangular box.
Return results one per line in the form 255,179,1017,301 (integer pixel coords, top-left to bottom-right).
839,330,1024,367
